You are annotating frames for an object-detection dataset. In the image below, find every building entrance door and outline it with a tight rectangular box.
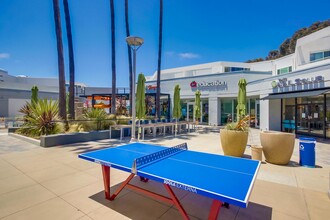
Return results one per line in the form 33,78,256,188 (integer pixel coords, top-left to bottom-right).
297,103,324,136
187,103,194,122
186,102,202,123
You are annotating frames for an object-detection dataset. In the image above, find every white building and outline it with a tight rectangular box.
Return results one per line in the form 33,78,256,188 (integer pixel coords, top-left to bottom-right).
0,70,86,118
1,27,329,138
146,27,330,138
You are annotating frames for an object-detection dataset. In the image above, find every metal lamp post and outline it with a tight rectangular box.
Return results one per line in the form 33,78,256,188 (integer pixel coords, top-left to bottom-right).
126,36,144,142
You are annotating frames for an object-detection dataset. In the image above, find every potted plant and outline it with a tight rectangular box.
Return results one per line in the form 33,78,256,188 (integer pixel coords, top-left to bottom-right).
220,115,249,157
220,78,250,157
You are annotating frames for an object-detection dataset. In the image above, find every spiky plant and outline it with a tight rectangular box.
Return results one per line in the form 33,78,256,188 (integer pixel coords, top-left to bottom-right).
80,108,108,131
17,99,64,137
19,102,32,122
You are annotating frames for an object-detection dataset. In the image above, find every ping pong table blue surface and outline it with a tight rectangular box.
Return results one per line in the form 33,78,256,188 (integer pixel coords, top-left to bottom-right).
78,143,260,208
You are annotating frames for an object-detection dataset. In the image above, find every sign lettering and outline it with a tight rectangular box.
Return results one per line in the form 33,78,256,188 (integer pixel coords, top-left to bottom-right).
164,179,197,193
271,75,324,88
190,80,226,88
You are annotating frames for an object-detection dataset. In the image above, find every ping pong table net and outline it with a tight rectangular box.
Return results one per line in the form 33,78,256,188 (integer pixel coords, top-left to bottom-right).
131,143,188,174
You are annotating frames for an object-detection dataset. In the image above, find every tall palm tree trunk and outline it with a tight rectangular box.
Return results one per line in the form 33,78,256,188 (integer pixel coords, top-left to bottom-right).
52,0,67,121
125,0,133,116
63,0,75,120
110,0,116,114
156,0,163,119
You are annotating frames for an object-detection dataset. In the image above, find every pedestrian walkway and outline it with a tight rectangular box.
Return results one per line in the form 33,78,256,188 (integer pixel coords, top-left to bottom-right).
0,128,329,219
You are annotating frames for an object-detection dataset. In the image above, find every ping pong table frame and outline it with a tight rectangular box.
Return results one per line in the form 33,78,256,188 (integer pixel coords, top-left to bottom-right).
101,164,223,220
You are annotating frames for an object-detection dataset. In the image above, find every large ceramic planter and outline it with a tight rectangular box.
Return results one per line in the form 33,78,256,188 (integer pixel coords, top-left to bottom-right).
220,129,248,157
260,131,295,165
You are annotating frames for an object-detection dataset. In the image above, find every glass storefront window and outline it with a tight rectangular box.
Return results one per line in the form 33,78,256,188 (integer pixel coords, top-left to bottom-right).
221,99,233,125
297,96,323,104
282,98,295,133
250,99,256,127
202,101,209,123
296,96,325,137
220,98,256,126
233,99,238,122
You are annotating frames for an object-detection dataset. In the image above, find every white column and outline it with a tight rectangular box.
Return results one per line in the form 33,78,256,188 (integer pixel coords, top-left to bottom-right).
208,97,219,126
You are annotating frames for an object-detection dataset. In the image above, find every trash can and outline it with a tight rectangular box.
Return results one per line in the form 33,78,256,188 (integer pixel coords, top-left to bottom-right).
299,137,316,167
251,145,263,161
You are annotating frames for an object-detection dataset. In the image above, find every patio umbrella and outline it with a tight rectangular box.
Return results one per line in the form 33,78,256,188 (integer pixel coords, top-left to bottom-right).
236,78,247,121
194,90,201,124
172,85,181,136
136,73,146,140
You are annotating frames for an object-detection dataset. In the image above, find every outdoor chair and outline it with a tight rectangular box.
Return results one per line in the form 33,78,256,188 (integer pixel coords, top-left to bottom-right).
283,120,295,132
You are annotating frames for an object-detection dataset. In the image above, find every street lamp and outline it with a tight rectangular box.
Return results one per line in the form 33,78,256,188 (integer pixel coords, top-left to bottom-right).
126,36,144,142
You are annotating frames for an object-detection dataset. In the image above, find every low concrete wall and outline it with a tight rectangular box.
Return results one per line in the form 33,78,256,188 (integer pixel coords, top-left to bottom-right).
8,133,40,146
40,130,117,147
9,128,128,148
8,127,19,133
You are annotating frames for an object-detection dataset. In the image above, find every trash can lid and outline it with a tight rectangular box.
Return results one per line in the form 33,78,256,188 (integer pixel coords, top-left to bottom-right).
299,137,316,142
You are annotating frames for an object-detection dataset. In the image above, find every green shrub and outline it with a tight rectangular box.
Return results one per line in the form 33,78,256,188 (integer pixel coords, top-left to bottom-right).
17,99,64,138
108,114,116,120
116,115,131,125
79,108,108,131
67,123,84,133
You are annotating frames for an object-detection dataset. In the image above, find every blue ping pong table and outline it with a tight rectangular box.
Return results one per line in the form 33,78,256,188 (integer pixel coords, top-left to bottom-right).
78,142,260,220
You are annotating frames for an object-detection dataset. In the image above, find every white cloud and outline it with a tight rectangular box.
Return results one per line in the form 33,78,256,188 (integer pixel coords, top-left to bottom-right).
178,52,200,59
0,53,10,59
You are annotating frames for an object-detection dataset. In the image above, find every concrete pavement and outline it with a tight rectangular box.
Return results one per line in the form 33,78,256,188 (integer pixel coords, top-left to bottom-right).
0,128,329,219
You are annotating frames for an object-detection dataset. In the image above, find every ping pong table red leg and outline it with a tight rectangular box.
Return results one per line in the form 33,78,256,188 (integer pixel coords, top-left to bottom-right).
109,173,135,201
208,200,222,220
163,184,189,220
101,165,110,199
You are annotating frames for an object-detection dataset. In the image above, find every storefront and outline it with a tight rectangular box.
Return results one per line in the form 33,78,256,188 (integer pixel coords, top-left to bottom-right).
146,71,271,126
260,73,330,138
265,89,330,138
144,27,330,138
220,98,260,128
180,98,208,123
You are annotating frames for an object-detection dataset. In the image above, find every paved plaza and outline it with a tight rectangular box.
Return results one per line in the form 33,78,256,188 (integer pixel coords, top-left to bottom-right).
0,128,329,220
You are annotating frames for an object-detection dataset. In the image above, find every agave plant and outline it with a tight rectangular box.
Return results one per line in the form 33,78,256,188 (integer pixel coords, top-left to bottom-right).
17,99,64,137
19,102,32,122
79,108,108,131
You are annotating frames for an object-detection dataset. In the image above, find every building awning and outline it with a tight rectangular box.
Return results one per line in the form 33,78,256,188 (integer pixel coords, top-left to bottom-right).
262,88,330,100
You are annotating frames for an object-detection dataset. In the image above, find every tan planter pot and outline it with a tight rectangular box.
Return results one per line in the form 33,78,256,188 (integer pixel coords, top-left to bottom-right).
220,129,248,157
251,145,263,161
260,131,295,165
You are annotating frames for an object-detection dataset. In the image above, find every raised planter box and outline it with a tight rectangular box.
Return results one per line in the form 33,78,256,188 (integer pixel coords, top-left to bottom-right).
40,130,122,147
8,133,40,146
9,129,129,147
8,127,20,133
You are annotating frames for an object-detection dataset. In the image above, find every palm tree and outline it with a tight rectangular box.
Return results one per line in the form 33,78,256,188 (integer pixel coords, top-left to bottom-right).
156,0,163,119
125,0,133,115
110,0,116,114
52,0,67,121
63,0,75,119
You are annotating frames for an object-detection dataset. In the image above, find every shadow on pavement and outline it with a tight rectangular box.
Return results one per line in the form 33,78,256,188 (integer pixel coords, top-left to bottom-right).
89,178,273,220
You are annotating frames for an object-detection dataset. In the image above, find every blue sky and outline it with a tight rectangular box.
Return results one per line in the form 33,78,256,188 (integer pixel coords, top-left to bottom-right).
0,0,329,87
